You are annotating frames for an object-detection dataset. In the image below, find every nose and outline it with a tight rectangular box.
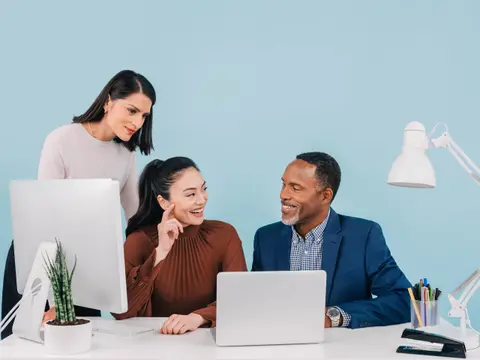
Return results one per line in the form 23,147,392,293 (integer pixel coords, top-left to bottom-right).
196,192,207,205
131,115,144,129
280,186,290,200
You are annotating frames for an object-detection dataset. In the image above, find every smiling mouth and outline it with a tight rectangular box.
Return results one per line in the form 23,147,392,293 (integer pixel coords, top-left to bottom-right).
281,203,297,214
190,208,204,216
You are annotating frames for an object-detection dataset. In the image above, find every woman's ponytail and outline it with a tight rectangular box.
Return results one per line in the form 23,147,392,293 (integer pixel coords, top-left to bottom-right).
125,159,164,237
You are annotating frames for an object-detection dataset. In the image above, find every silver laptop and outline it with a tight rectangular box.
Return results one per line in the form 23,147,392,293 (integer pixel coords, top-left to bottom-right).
215,270,326,346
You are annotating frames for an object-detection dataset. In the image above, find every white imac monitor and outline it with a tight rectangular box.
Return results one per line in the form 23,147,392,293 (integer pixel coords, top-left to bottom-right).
7,179,128,341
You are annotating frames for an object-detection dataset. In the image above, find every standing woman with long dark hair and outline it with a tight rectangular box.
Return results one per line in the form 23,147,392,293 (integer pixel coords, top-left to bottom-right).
1,70,157,338
39,69,156,217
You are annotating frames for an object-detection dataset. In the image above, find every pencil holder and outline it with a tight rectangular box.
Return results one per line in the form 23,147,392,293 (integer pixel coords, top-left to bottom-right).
410,300,439,328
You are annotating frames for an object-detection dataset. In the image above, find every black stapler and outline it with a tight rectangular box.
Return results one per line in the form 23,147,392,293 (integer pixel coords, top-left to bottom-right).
396,328,467,358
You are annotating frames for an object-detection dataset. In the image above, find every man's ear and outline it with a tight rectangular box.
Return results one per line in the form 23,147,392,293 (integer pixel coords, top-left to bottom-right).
322,188,334,204
157,195,169,211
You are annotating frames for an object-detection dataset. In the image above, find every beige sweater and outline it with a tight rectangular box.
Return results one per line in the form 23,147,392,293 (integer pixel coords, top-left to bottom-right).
37,123,139,220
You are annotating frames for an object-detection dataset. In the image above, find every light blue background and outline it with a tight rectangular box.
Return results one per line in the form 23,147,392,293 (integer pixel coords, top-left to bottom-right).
1,1,479,326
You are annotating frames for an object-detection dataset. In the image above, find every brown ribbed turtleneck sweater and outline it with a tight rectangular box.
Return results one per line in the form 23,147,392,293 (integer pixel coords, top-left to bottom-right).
112,220,248,327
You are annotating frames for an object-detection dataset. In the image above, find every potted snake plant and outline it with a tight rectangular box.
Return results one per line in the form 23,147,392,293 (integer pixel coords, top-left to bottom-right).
42,239,92,355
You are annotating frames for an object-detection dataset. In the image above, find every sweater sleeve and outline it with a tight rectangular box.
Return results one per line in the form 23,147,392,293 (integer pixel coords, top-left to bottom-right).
112,231,161,320
120,152,139,221
37,131,66,179
192,225,248,327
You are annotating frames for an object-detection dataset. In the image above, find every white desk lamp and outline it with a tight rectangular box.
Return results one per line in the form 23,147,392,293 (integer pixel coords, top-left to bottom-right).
387,121,480,348
447,269,480,337
387,121,480,188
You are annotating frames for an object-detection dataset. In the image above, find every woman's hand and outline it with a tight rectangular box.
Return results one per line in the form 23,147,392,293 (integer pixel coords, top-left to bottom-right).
42,307,56,326
155,204,183,264
160,313,207,335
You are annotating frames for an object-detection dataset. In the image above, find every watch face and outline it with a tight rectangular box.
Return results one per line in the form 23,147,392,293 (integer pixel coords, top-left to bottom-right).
327,308,340,318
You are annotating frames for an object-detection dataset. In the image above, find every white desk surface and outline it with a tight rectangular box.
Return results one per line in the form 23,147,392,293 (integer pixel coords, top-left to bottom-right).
0,317,478,360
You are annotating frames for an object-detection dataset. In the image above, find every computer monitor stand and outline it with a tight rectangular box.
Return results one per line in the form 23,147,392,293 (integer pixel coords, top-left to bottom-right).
1,241,155,341
10,241,56,343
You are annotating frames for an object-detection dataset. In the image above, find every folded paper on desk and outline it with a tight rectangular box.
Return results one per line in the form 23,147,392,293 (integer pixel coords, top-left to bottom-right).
91,318,154,337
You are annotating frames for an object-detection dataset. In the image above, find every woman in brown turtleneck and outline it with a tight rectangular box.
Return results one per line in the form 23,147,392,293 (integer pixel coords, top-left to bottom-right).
112,157,248,335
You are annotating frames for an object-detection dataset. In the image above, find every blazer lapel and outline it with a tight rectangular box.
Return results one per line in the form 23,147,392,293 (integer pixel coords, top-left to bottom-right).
321,208,343,304
276,225,292,270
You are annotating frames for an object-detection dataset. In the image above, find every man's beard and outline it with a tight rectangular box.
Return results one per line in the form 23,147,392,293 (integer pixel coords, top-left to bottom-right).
281,211,300,225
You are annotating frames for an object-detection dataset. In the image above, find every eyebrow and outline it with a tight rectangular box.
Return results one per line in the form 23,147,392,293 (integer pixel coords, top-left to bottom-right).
127,103,150,116
282,178,303,187
183,181,207,192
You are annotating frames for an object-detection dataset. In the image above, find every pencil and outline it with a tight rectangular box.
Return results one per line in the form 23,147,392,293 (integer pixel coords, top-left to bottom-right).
408,287,424,327
424,287,429,326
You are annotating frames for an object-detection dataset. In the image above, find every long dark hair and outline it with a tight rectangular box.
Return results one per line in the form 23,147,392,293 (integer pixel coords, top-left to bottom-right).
72,70,156,155
125,157,200,237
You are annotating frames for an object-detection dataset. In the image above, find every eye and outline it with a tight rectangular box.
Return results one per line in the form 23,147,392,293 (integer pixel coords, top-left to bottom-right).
186,193,195,197
202,186,208,192
127,108,136,114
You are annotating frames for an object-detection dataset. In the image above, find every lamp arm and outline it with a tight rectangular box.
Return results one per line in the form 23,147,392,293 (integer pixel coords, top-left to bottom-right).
448,138,480,184
452,269,480,296
447,271,480,346
460,276,480,307
450,269,480,309
430,131,480,185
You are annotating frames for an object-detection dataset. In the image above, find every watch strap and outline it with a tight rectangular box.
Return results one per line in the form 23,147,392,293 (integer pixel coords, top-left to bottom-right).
327,307,341,327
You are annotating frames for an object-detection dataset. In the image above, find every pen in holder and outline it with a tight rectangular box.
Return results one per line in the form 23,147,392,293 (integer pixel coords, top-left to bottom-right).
411,299,439,328
408,278,442,329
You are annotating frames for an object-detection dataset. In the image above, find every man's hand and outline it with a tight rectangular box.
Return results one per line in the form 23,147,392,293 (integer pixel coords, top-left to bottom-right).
160,313,207,335
324,308,343,328
324,313,331,328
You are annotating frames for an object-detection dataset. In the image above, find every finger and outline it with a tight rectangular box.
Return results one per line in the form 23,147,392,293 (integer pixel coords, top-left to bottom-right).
166,223,179,239
167,318,180,334
162,203,175,222
164,314,177,325
171,218,184,233
160,319,168,334
163,314,179,334
160,322,169,334
178,324,189,334
161,314,177,334
172,320,185,335
166,219,183,234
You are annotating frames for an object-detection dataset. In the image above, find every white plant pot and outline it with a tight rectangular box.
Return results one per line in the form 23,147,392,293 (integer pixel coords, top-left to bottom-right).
44,318,92,355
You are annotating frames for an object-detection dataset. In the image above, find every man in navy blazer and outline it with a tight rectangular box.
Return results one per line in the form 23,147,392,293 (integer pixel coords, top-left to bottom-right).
251,152,411,329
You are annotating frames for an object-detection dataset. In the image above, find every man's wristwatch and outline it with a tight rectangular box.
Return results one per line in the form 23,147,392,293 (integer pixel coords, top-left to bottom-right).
326,307,341,327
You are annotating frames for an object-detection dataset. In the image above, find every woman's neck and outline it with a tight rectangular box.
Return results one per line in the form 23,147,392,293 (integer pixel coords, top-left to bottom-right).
83,120,116,142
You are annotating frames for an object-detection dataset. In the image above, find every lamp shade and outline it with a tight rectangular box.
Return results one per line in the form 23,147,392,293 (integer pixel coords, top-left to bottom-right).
387,121,436,188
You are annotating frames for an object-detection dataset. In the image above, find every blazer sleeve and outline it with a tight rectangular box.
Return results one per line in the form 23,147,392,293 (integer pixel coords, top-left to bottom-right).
192,225,248,327
335,222,412,328
251,229,262,271
111,231,162,320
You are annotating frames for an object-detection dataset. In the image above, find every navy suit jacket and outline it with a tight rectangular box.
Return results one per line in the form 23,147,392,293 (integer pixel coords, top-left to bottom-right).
251,208,411,329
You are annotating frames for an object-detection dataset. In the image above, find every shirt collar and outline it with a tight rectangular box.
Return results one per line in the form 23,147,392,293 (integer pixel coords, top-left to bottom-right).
291,208,330,245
